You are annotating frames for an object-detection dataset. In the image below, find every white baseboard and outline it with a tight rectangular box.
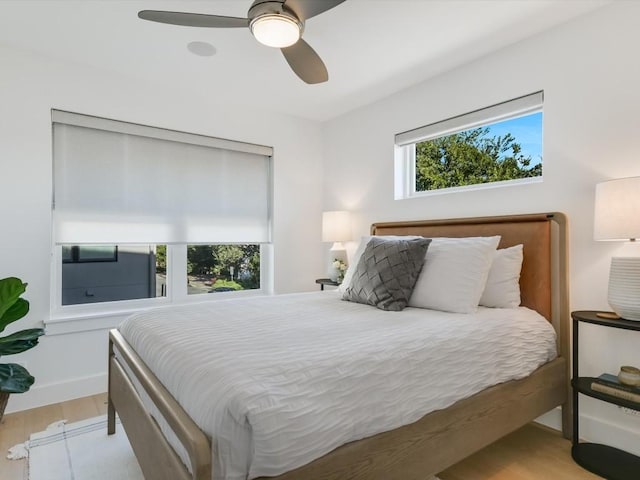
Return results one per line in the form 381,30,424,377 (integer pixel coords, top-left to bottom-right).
579,411,640,457
535,406,640,457
535,405,563,430
4,373,107,414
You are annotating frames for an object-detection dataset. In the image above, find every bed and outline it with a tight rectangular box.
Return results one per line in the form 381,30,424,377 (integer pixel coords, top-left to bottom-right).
107,212,571,480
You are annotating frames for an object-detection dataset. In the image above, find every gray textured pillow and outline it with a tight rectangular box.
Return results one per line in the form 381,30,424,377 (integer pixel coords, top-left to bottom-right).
342,237,431,311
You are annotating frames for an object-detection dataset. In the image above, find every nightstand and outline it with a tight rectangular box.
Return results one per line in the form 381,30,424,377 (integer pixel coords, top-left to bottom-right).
571,310,640,480
315,278,339,290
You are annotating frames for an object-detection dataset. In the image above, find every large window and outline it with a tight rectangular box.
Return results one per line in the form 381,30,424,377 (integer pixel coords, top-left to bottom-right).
395,92,543,198
52,110,272,312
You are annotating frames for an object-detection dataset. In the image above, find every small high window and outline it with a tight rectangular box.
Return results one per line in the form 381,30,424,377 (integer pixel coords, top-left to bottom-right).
395,92,543,198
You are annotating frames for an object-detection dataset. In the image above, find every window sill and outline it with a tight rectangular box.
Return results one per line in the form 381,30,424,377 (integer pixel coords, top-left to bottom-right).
45,310,133,336
46,289,268,336
398,176,543,200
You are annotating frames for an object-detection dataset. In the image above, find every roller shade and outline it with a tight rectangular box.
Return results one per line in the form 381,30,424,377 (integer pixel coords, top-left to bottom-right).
53,112,272,245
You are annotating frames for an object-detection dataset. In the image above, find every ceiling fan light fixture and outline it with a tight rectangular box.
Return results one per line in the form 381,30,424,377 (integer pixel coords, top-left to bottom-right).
250,14,301,48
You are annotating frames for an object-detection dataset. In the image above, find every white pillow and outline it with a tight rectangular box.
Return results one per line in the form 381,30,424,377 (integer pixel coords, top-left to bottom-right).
479,244,523,308
338,235,421,294
408,236,500,314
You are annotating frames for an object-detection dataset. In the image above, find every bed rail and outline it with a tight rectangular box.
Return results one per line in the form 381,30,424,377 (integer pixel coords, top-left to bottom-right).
108,329,212,480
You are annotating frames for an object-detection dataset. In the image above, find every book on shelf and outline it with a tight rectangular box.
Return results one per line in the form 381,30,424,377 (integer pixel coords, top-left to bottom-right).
594,373,640,392
591,373,640,403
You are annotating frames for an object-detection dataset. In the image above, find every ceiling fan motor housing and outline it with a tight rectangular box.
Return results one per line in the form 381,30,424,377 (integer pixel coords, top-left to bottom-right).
248,1,305,38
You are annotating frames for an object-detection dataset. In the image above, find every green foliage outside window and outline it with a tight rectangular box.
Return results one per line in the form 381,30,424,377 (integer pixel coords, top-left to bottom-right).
155,245,166,274
187,244,260,290
415,127,541,192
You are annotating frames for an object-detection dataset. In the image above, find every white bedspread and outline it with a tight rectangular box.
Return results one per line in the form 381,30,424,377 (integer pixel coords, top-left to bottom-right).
118,291,557,480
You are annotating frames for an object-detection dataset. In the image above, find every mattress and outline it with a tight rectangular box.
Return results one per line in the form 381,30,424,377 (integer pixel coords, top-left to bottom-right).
118,291,557,480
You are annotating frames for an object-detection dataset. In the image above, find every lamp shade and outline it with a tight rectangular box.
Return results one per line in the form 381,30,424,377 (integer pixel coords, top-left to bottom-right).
594,176,640,241
322,211,351,243
594,177,640,320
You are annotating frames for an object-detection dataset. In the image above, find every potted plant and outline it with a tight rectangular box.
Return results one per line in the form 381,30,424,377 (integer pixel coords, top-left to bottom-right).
0,277,44,422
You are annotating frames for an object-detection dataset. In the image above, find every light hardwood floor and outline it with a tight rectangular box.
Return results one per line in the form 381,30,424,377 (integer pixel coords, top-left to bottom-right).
0,393,108,480
0,394,599,480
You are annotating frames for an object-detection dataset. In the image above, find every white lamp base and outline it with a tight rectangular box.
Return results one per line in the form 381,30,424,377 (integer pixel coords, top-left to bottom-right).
608,256,640,321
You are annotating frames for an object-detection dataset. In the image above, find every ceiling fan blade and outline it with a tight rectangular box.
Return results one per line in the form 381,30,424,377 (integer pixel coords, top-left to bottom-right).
283,0,346,20
281,39,328,84
138,10,248,28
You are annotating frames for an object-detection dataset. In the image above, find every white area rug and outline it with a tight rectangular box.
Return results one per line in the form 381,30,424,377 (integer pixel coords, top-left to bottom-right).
27,416,143,480
19,415,442,480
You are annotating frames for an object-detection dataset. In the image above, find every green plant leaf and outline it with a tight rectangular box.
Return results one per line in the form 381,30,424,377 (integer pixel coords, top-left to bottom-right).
0,328,44,356
0,277,27,325
0,298,29,333
0,363,35,393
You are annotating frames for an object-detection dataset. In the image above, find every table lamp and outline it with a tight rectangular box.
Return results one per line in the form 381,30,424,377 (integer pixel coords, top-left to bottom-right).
322,211,351,251
594,176,640,320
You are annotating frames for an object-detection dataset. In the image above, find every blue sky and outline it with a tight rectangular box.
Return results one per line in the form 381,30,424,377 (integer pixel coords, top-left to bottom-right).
485,112,543,165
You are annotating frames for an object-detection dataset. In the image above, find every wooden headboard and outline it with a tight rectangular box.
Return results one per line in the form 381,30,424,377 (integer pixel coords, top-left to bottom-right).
371,212,568,324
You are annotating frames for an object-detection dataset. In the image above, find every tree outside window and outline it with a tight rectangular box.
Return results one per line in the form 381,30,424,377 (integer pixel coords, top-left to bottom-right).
415,112,542,192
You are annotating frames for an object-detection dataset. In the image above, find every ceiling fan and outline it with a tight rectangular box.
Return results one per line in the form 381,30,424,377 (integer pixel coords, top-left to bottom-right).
138,0,346,84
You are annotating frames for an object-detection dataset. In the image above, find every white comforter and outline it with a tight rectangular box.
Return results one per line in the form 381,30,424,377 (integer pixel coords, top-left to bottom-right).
118,291,557,480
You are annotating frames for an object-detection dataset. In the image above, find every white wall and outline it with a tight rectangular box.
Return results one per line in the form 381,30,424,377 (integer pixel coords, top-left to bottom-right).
0,45,324,412
322,2,640,455
3,0,639,458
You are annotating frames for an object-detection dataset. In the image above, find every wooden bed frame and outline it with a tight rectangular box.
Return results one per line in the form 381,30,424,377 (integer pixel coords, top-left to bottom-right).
108,212,571,480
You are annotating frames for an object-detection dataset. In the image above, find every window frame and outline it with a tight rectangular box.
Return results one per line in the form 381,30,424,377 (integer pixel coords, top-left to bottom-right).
49,244,273,332
394,92,543,199
48,111,274,331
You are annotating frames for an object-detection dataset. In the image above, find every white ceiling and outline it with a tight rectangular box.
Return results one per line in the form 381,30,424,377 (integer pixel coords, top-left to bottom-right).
0,0,610,122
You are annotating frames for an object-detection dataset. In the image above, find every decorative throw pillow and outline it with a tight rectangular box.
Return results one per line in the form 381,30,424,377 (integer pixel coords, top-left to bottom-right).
342,237,432,311
479,244,523,308
408,236,500,314
338,235,421,294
